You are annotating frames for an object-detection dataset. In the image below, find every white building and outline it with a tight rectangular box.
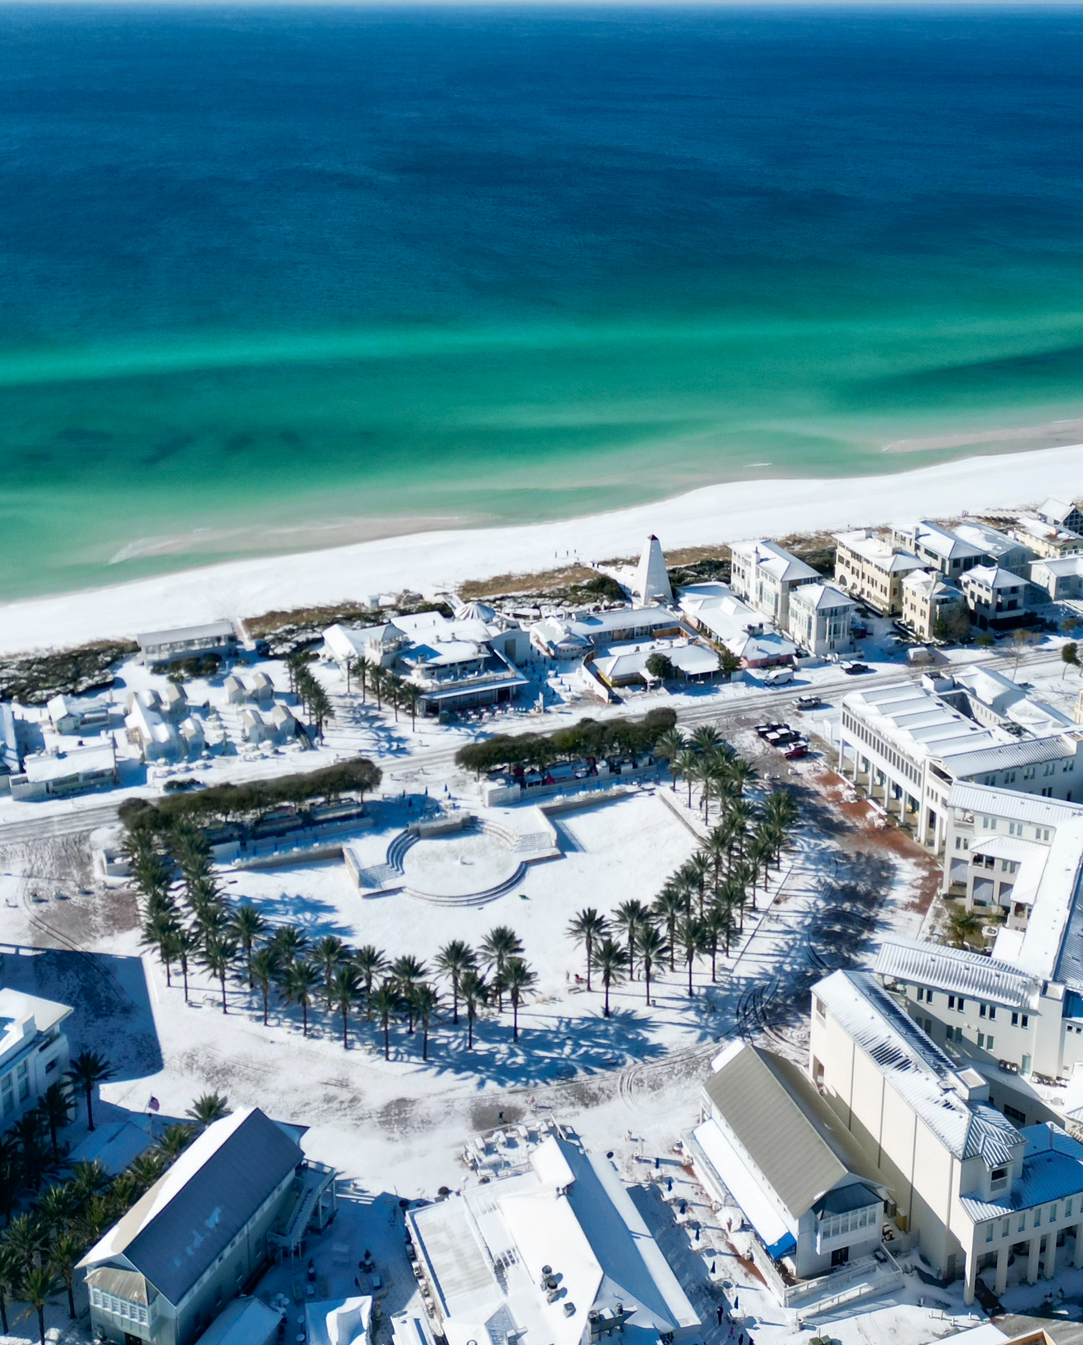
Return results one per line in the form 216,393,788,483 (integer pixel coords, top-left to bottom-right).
901,569,967,642
631,535,673,606
9,741,118,801
305,1297,372,1345
729,539,819,630
811,969,1083,1303
678,584,796,668
137,621,237,667
688,1041,887,1286
952,522,1035,578
408,1134,700,1345
126,691,184,763
0,702,19,777
592,641,720,689
787,583,856,657
0,989,71,1131
1010,517,1083,562
961,566,1032,632
528,608,685,660
893,521,989,581
1037,498,1083,535
47,695,111,736
1030,554,1083,602
837,677,1083,851
833,529,923,616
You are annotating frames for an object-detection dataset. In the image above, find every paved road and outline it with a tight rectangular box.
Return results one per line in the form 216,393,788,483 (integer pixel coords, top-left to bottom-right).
0,644,1061,847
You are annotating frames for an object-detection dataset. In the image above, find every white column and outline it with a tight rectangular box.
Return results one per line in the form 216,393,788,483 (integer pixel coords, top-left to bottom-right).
995,1244,1009,1296
1027,1233,1042,1283
1074,1222,1083,1269
964,1248,978,1306
1044,1231,1058,1280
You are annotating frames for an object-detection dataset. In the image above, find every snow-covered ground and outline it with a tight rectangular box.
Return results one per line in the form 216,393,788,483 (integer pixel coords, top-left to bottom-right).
4,442,1083,655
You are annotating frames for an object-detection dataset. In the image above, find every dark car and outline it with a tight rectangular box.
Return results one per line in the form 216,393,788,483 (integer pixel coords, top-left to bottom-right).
755,721,786,737
769,730,802,747
843,662,871,675
783,741,809,759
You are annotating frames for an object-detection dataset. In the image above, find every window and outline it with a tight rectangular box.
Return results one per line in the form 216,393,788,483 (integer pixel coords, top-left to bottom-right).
986,1223,995,1242
1037,827,1052,841
948,995,965,1012
922,1018,933,1034
815,998,826,1020
917,987,925,1002
986,1036,994,1050
991,1168,1007,1188
1012,1012,1030,1029
1068,1199,1074,1217
1018,1214,1027,1233
983,816,997,830
1024,767,1036,780
1009,821,1023,836
1035,1207,1043,1226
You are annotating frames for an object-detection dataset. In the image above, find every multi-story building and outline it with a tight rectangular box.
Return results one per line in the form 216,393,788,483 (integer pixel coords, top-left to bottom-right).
1037,498,1083,536
1030,554,1083,602
0,989,71,1131
1010,517,1083,562
952,521,1036,578
961,565,1033,632
900,569,966,641
810,969,1083,1303
81,1108,336,1345
137,621,238,668
8,742,118,802
787,583,856,657
832,530,923,616
837,676,1083,852
729,539,820,630
678,584,797,669
892,521,989,580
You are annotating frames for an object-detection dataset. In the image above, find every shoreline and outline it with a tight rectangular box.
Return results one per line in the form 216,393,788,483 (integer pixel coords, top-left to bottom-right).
5,441,1083,658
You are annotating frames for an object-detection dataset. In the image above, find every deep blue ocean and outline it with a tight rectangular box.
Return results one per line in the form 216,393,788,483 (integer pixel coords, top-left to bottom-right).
4,5,1083,598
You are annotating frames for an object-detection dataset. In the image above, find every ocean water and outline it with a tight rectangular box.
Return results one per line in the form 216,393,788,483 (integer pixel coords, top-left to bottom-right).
4,5,1083,599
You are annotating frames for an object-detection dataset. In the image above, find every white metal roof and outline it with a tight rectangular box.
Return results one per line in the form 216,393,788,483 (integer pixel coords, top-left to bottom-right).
814,970,1023,1166
873,937,1041,1011
789,582,855,613
834,530,923,573
137,620,235,648
948,781,1083,827
19,742,115,783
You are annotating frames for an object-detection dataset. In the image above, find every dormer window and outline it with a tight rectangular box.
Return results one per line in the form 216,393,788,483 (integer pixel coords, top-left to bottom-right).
990,1167,1008,1191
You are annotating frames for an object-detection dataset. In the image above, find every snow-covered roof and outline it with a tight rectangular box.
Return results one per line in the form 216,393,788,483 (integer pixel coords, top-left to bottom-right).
0,988,72,1065
1013,515,1083,545
835,529,923,574
814,971,1023,1166
18,742,116,783
949,781,1083,827
137,620,236,649
594,643,719,683
962,565,1025,591
409,1135,698,1345
731,539,819,585
1040,497,1080,525
953,521,1031,563
1031,555,1083,577
902,568,962,600
906,521,988,563
198,1295,284,1345
678,587,795,661
874,937,1042,1011
788,582,855,613
959,1124,1083,1221
632,535,673,605
79,1108,304,1305
454,601,496,623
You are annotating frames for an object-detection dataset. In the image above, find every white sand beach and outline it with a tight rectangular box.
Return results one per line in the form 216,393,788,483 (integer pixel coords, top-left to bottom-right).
5,442,1083,655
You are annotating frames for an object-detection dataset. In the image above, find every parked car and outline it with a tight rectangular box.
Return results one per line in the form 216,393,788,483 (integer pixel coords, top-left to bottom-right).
783,741,809,759
755,721,786,737
794,695,822,710
763,667,794,687
769,730,802,747
843,661,871,675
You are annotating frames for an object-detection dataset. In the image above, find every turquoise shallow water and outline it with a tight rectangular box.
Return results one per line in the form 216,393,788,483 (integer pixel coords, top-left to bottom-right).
4,5,1083,599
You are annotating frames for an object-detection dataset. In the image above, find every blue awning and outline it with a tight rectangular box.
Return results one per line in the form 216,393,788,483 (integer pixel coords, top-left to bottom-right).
765,1231,796,1259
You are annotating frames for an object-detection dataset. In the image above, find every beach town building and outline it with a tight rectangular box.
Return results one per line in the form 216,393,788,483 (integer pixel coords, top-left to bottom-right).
324,612,530,715
893,521,989,581
1009,517,1083,562
832,529,923,615
137,621,237,668
810,968,1083,1303
961,566,1034,632
0,989,71,1132
81,1107,337,1345
126,690,184,763
729,539,819,630
8,741,118,801
304,1296,372,1345
591,641,720,689
1029,554,1083,602
630,534,673,606
687,1041,888,1287
786,583,857,657
678,584,796,668
528,607,685,660
47,694,112,736
901,569,967,642
194,1297,281,1345
952,522,1036,578
0,703,19,778
837,675,1083,852
1037,498,1083,536
407,1132,700,1345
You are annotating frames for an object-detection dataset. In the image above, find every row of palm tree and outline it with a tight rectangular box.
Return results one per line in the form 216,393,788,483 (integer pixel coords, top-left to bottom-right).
285,652,335,738
0,1068,217,1345
343,656,422,729
130,828,541,1058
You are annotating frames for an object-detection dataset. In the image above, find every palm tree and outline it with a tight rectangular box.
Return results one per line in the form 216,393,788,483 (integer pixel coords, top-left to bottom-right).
202,933,238,1013
675,749,699,807
435,940,476,1024
250,946,278,1025
174,924,200,1002
188,1092,231,1127
283,961,321,1036
460,971,488,1050
20,1263,58,1345
370,664,387,711
390,955,427,1032
34,1183,75,1239
0,1243,19,1334
566,909,607,991
400,681,421,730
156,1123,196,1163
270,924,309,973
502,958,536,1041
38,1083,71,1160
229,904,265,988
614,899,652,982
331,964,361,1048
674,915,707,997
49,1232,81,1319
4,1212,45,1274
591,938,626,1018
691,724,725,756
636,925,669,1006
142,910,179,986
353,945,386,1021
480,927,523,1011
128,1149,167,1193
412,984,439,1060
703,901,734,980
652,886,687,972
654,728,686,789
69,1159,110,1206
314,935,347,1010
371,982,399,1060
947,906,983,949
67,1050,114,1133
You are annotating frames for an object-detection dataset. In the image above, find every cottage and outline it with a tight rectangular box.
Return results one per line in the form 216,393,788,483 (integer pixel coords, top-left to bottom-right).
137,621,237,668
9,741,118,801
